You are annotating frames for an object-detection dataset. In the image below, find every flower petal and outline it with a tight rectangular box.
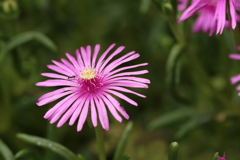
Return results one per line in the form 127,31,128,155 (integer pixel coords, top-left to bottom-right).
69,94,88,125
107,86,146,98
43,93,76,119
36,80,78,87
95,43,116,70
91,44,101,68
37,90,74,106
57,97,83,127
38,87,76,101
107,90,138,106
104,93,129,119
77,99,90,131
90,98,98,127
101,95,122,122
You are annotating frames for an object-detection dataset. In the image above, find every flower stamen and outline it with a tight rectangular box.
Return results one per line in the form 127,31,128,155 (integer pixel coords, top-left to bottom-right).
80,68,96,80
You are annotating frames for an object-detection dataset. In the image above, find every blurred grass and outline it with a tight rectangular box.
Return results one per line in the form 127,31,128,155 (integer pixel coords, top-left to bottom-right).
0,0,240,160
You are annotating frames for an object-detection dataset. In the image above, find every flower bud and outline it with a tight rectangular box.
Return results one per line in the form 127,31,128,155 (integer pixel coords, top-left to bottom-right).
168,142,179,160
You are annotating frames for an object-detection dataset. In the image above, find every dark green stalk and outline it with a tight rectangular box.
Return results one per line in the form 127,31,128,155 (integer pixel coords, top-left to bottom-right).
95,125,106,160
44,123,55,160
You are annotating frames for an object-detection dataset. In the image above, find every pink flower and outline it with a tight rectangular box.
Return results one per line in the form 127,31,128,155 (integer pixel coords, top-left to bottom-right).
36,44,150,131
229,46,240,94
218,156,226,160
178,0,240,35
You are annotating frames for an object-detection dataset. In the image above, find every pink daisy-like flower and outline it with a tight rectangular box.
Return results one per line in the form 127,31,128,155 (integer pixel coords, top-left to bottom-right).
218,156,226,160
36,44,150,131
229,46,240,94
178,0,240,35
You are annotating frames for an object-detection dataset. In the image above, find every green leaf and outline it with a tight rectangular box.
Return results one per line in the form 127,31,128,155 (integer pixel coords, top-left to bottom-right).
0,31,57,66
15,149,41,160
212,152,220,160
139,0,151,13
148,108,194,130
168,142,179,160
16,133,81,160
0,139,14,160
175,112,213,138
166,44,189,104
212,152,219,160
4,31,57,53
113,121,133,160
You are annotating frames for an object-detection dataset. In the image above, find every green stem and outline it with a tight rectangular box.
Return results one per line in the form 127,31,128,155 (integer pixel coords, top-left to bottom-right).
95,125,106,160
167,17,185,44
44,123,55,160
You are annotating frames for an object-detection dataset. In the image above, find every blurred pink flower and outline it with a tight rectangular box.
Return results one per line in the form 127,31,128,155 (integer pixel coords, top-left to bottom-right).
229,46,240,94
178,0,240,35
218,156,226,160
36,44,150,131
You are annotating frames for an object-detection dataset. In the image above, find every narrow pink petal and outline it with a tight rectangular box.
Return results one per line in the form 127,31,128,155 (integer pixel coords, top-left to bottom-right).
107,90,138,106
69,95,87,125
61,58,79,75
104,63,148,78
178,0,188,10
86,45,92,67
102,53,140,74
209,20,217,36
178,0,209,23
237,46,240,51
102,51,136,73
229,54,240,60
231,74,240,84
112,81,148,88
90,98,98,127
66,53,81,71
80,46,91,68
229,0,237,29
107,70,149,79
94,98,107,129
215,0,226,34
43,93,76,119
57,97,83,127
52,60,76,75
97,98,109,130
38,87,76,101
50,94,79,124
98,46,125,72
107,86,146,98
41,73,68,79
75,49,84,69
91,44,100,68
36,80,77,87
37,90,74,106
104,93,129,119
192,11,213,33
101,95,122,122
77,99,90,131
47,65,73,76
107,76,150,84
95,43,116,69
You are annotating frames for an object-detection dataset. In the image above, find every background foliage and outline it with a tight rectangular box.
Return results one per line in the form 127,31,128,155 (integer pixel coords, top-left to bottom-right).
0,0,239,160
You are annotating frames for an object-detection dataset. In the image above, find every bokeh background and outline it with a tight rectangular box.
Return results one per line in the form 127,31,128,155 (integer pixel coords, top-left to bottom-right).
1,0,240,160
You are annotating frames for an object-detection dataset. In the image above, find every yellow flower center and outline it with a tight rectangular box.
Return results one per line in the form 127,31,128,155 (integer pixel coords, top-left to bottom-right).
79,68,96,80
